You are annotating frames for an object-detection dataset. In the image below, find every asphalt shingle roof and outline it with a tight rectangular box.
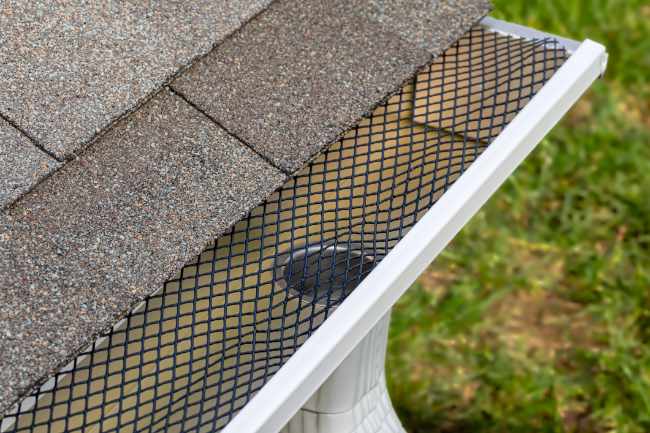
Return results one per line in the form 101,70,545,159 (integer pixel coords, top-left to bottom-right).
0,0,491,416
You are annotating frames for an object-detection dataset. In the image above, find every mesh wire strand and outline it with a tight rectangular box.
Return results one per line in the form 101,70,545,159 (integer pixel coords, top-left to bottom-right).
1,27,568,433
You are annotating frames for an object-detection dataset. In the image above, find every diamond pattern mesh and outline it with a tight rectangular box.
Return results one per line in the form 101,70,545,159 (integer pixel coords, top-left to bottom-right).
1,26,568,433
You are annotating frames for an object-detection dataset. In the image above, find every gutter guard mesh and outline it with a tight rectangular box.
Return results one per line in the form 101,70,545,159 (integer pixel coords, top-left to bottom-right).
1,26,568,433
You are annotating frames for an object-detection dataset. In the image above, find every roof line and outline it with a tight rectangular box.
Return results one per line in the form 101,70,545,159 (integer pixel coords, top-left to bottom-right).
169,86,292,176
0,112,61,162
0,112,63,213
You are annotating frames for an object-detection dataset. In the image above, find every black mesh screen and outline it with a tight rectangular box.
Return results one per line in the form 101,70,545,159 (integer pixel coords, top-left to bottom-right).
1,26,568,433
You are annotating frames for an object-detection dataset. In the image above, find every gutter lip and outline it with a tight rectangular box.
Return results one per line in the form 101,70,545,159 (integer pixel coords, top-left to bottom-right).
222,20,608,433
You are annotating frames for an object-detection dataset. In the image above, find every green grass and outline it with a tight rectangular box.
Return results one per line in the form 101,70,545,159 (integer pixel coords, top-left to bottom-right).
386,1,650,432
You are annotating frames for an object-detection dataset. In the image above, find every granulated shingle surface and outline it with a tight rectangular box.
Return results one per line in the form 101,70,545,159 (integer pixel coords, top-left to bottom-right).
0,0,273,160
364,0,492,52
172,0,491,173
0,118,59,209
0,89,287,415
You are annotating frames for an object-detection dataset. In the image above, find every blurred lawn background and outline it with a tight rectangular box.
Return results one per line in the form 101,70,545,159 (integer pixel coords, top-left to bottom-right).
386,1,650,432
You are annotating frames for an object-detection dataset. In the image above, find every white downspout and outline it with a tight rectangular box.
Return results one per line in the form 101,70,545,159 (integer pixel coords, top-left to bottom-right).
281,312,404,433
